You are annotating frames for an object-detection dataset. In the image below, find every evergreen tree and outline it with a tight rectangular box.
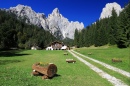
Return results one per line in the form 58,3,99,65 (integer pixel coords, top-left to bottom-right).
81,29,86,46
117,3,130,48
109,8,118,45
73,2,130,48
0,10,56,50
74,29,79,47
79,31,83,47
94,20,101,47
100,18,109,45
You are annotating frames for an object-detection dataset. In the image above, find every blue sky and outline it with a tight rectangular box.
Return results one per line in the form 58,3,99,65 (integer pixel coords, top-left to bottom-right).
0,0,128,27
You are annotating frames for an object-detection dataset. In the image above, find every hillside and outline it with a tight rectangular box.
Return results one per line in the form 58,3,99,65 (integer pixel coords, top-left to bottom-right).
0,10,56,50
8,4,84,39
74,2,130,48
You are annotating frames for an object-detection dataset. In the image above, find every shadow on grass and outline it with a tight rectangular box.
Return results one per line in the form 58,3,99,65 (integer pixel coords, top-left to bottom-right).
0,50,31,57
50,74,61,79
32,73,61,80
0,59,24,65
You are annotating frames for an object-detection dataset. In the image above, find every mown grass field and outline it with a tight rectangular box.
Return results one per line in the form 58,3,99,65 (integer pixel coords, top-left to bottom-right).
74,46,130,72
0,47,129,86
73,46,130,85
0,49,112,86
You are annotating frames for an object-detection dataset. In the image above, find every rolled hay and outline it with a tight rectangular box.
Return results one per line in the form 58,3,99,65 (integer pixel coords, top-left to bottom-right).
32,63,57,78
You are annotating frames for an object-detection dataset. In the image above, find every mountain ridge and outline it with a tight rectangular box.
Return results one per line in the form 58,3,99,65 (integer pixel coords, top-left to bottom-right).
8,4,84,39
2,2,123,39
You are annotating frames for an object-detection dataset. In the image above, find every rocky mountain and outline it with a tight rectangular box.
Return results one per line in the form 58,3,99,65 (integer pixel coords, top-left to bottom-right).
9,4,48,30
8,4,84,39
47,8,84,39
100,2,122,19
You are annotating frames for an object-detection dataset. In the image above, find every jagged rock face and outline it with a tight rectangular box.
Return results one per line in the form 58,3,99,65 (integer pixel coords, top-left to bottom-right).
47,8,84,39
100,2,122,19
10,4,49,31
9,5,84,39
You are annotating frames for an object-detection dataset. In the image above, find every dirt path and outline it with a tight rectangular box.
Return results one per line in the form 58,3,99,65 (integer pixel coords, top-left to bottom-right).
71,50,130,78
68,50,128,86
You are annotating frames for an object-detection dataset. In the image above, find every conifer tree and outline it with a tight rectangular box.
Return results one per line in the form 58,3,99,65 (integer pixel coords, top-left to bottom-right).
74,29,79,47
0,10,56,50
109,8,118,45
117,3,130,48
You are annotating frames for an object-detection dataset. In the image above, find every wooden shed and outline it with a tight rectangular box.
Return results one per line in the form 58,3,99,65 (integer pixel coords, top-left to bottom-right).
51,41,63,50
46,41,69,50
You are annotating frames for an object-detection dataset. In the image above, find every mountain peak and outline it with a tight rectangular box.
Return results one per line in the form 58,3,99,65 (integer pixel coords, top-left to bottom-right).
100,2,122,19
16,4,25,8
10,4,33,14
53,8,59,13
15,4,32,9
47,7,84,39
51,8,60,16
8,4,84,39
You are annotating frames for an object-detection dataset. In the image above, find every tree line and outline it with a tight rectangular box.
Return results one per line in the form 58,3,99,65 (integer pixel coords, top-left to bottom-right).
74,3,130,48
0,9,56,50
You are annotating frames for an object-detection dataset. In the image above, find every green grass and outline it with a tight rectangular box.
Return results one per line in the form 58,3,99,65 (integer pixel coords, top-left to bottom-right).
72,50,130,85
0,50,113,86
74,46,130,72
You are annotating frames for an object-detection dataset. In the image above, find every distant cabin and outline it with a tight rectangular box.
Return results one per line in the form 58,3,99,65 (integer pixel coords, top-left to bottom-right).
51,41,63,50
31,46,40,50
61,45,67,50
46,41,69,50
46,46,53,50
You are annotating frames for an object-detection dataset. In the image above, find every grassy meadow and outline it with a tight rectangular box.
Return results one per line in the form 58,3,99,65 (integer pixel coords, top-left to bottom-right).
0,46,129,86
74,46,130,85
74,46,130,72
